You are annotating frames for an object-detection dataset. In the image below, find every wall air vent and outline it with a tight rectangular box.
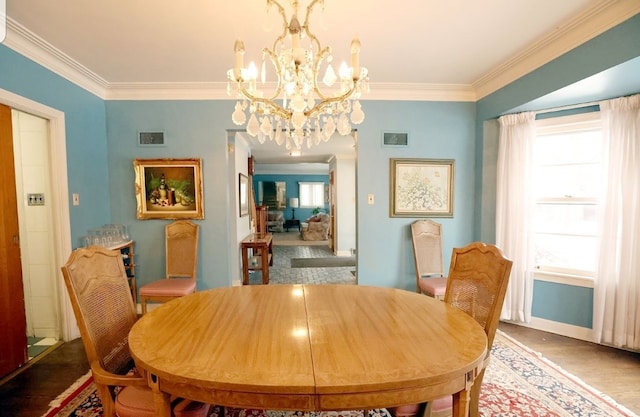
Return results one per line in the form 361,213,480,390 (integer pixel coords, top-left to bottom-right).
138,131,165,146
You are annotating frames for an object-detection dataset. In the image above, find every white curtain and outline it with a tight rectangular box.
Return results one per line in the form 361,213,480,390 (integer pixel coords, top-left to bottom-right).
496,112,536,323
593,94,640,349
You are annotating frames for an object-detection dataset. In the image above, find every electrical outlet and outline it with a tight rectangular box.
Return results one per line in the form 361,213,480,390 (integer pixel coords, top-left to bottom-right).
367,194,374,205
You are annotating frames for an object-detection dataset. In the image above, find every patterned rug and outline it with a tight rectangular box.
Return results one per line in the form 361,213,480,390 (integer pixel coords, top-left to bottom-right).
42,331,637,417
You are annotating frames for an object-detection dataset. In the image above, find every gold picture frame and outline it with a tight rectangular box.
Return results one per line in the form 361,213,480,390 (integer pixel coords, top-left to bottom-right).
133,158,204,219
389,158,454,217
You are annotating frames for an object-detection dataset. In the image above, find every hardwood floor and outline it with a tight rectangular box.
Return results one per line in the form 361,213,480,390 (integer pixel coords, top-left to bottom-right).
0,324,638,416
0,338,88,417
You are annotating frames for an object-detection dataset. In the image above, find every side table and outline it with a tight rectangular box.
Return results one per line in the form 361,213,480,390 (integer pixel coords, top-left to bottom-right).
284,219,301,232
241,233,273,285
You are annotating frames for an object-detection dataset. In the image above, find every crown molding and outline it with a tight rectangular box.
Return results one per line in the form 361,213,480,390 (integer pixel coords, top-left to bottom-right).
0,16,481,102
473,0,640,99
4,2,638,103
104,81,477,102
5,18,109,98
360,83,477,102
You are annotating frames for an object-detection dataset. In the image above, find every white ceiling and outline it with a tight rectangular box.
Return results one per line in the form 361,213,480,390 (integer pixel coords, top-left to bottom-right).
5,0,638,163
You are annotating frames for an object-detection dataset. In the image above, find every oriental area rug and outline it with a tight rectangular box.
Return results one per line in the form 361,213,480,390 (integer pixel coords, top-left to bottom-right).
42,331,637,417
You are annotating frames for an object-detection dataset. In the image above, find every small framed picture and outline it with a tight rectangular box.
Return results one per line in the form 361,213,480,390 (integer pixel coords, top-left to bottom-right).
382,132,409,147
133,158,204,219
390,158,454,217
239,173,249,217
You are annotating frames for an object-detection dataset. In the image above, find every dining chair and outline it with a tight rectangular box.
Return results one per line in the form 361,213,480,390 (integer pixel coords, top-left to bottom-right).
411,220,448,300
61,245,210,417
139,220,199,314
393,241,513,417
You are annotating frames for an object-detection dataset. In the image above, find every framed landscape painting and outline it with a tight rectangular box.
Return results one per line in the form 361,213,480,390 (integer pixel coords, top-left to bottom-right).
134,158,204,219
389,158,454,217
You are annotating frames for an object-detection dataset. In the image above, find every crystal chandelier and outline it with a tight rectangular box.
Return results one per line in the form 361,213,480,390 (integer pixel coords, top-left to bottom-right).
227,0,368,149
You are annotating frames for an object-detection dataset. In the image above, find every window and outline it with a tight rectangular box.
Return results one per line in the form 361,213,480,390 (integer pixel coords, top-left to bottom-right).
533,113,602,277
298,182,325,208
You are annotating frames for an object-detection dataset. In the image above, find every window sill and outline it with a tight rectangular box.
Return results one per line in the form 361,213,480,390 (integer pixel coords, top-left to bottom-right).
533,270,594,288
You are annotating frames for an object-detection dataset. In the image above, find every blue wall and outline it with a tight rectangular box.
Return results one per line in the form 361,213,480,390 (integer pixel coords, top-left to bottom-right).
356,101,477,290
253,174,329,220
531,282,593,328
105,101,234,290
0,45,110,241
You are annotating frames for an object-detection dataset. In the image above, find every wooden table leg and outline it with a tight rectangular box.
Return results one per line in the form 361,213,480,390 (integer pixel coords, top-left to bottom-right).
451,388,471,417
241,246,249,285
261,246,269,284
148,373,172,417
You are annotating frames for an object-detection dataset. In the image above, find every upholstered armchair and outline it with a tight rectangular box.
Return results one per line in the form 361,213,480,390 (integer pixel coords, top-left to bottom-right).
267,210,284,232
301,212,330,241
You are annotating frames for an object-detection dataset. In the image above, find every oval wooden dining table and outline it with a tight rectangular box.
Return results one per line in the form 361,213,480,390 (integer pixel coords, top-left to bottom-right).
128,285,487,417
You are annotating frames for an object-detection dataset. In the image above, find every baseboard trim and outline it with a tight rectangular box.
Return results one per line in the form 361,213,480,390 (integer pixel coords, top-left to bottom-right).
503,317,594,343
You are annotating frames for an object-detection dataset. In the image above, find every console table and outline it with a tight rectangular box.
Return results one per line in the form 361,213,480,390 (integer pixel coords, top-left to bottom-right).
284,218,301,231
241,233,273,285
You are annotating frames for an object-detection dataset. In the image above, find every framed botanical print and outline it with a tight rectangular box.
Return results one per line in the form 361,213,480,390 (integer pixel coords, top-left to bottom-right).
389,158,454,217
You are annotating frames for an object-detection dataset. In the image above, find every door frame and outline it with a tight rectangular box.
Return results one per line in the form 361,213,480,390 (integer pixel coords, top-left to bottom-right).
0,88,76,341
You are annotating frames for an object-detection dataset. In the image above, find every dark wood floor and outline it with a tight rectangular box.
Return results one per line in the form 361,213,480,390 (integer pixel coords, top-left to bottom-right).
1,323,639,417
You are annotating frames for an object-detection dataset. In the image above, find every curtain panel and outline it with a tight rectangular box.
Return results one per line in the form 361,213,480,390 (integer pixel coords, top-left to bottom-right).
593,94,640,350
496,112,536,323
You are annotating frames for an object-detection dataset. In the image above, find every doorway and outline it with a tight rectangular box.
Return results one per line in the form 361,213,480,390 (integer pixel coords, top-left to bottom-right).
11,109,60,343
0,89,74,354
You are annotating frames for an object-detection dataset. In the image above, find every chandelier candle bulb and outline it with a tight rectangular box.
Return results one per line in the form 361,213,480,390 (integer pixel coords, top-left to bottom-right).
234,40,245,81
351,37,361,79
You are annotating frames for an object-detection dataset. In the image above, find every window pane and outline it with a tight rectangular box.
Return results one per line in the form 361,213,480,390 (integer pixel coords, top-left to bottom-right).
299,182,324,208
534,204,597,236
534,163,601,198
532,116,602,277
536,130,601,165
533,233,597,273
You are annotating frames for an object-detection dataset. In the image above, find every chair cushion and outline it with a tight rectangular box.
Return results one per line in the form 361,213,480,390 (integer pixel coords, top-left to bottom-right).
418,276,448,297
139,278,196,296
393,403,419,416
115,385,156,417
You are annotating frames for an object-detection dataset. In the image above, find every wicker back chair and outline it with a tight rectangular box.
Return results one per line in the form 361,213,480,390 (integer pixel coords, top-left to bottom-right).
62,246,210,417
394,242,512,417
139,220,199,314
445,242,513,353
410,220,448,300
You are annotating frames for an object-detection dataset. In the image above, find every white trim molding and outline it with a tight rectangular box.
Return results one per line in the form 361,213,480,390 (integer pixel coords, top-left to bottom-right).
474,0,640,99
0,88,76,342
4,1,637,102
